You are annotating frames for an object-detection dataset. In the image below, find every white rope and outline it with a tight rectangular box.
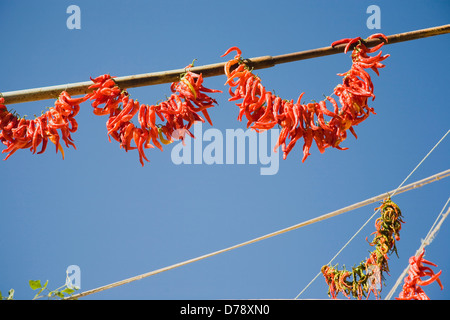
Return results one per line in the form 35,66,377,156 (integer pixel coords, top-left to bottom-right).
384,196,450,300
294,128,449,299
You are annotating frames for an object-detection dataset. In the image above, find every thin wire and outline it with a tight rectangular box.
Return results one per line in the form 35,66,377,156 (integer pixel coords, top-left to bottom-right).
294,208,381,299
423,197,450,245
384,197,450,300
65,169,450,300
294,128,449,299
391,129,450,198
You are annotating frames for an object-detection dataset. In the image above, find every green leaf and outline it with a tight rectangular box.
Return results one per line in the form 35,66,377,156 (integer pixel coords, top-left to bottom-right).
29,280,42,290
61,287,75,295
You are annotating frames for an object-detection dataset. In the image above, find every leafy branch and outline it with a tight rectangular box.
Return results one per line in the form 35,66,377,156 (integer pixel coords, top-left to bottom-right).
1,270,79,300
29,279,78,300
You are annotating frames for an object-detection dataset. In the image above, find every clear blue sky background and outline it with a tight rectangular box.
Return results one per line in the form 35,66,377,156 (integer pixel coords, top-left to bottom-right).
1,0,449,300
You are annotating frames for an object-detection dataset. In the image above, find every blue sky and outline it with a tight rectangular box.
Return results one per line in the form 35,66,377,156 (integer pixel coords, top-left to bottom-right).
1,0,449,300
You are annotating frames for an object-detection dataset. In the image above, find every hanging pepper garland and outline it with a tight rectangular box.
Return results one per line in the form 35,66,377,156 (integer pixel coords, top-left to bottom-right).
0,93,89,160
396,248,443,300
220,33,389,162
321,197,404,299
1,34,388,164
87,64,222,166
0,63,221,165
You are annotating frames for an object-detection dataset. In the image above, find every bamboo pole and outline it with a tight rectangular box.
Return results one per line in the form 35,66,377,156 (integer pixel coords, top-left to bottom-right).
67,169,450,300
2,24,450,106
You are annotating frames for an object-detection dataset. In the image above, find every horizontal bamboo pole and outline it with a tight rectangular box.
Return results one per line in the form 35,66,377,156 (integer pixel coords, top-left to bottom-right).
2,24,450,106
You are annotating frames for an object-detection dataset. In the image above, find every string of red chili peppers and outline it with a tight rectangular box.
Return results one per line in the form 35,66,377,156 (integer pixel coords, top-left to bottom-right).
0,63,221,165
220,33,389,162
86,63,221,166
2,34,387,163
0,93,88,161
321,197,404,299
396,248,443,300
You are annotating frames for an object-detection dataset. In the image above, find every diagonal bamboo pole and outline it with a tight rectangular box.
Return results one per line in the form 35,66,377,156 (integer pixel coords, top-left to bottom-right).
2,24,450,106
66,169,450,300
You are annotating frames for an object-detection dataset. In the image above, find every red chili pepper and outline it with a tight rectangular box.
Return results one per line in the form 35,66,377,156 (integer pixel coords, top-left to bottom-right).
331,38,353,47
343,37,363,54
397,248,443,300
367,33,388,43
220,46,242,59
